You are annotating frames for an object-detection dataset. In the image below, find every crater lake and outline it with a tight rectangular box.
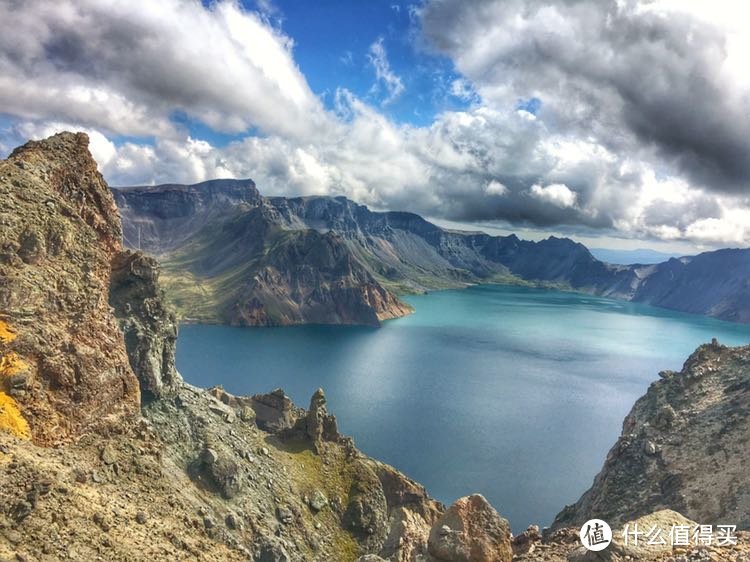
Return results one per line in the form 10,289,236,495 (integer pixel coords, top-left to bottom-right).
175,284,750,531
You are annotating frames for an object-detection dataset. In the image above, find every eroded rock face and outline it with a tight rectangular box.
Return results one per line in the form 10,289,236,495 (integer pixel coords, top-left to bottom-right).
0,132,139,444
140,384,447,561
427,494,513,562
305,388,341,452
228,228,412,327
250,388,302,433
117,179,750,326
110,250,181,400
344,461,390,550
554,340,750,530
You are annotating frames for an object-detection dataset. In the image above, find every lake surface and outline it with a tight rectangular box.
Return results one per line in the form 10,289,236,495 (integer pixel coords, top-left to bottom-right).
176,285,750,531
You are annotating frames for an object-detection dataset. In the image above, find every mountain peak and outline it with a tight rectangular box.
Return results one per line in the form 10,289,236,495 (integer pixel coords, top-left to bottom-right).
10,131,90,161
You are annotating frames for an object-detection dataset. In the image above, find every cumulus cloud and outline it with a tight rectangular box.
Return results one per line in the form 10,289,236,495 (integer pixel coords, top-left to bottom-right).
1,0,749,248
420,0,750,194
0,0,331,141
530,184,577,208
485,180,508,196
368,38,405,104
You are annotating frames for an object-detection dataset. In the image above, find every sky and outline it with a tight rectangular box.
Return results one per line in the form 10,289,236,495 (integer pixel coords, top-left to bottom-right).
1,0,749,253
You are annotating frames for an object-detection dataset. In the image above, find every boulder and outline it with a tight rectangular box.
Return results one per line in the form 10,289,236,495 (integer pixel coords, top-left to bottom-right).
255,536,291,562
251,389,300,433
512,525,542,556
427,495,512,562
380,506,432,562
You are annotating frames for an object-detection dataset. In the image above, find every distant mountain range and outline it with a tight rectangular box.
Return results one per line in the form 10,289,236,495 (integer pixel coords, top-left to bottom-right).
113,179,750,326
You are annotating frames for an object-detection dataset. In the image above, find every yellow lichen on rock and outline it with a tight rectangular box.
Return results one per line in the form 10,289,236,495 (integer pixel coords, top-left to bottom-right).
0,392,30,439
0,320,17,344
0,352,29,378
0,341,31,438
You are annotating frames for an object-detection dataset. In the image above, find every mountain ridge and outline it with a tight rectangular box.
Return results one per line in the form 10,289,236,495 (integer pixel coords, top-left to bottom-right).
113,179,750,326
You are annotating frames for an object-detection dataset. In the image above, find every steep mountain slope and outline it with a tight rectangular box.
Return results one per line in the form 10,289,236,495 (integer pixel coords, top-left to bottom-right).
554,338,750,530
114,179,750,326
628,251,750,322
115,186,412,326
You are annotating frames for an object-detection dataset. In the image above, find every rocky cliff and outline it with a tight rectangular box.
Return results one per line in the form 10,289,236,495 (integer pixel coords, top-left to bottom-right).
116,185,411,327
554,339,750,531
109,250,182,400
0,133,140,445
114,180,750,326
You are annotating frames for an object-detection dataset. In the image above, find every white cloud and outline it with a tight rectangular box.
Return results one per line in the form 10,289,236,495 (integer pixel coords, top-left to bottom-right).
367,38,405,104
485,180,508,196
420,0,750,193
0,0,332,141
684,209,750,246
530,183,577,208
449,78,479,103
2,0,750,248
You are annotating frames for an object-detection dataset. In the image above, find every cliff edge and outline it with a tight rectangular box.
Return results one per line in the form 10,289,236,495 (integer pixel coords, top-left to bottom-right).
554,339,750,531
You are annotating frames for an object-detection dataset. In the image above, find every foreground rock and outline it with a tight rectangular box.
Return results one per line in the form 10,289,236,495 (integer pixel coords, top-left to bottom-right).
554,339,750,530
110,250,182,400
2,133,448,561
0,132,139,444
427,494,512,562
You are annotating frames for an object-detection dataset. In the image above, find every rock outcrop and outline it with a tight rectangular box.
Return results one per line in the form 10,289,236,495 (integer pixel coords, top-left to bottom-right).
427,494,513,562
110,250,181,400
227,227,412,327
304,388,341,452
0,132,139,444
554,339,750,530
0,133,449,561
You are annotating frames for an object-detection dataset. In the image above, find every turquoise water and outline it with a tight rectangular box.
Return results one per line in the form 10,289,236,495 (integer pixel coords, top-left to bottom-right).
175,285,750,531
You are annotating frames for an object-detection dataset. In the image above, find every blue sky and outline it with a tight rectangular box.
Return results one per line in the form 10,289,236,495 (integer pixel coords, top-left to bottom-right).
268,0,473,124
